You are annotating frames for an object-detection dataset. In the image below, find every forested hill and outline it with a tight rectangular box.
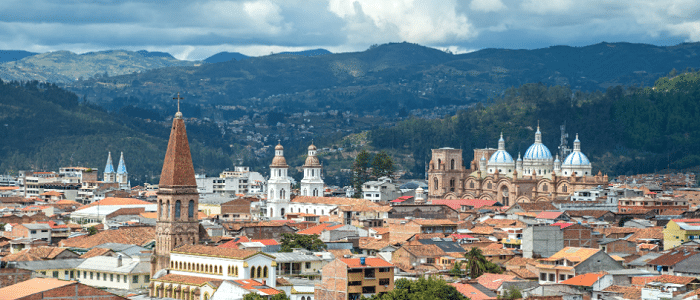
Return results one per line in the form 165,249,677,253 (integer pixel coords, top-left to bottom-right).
0,80,232,184
67,42,700,118
369,71,700,177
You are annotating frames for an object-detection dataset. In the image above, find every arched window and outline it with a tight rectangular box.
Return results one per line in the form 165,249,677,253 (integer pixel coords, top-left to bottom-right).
251,267,256,278
175,200,181,219
563,185,568,192
314,209,317,215
281,208,285,216
159,200,164,219
166,201,170,218
451,159,455,170
280,189,285,199
433,177,438,190
487,182,492,189
257,266,262,278
263,266,268,278
543,184,548,192
469,181,474,189
303,189,307,196
188,200,195,218
235,266,239,276
311,169,314,177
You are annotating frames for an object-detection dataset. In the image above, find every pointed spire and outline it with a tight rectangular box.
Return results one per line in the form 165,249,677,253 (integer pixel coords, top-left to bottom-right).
574,134,581,152
174,92,184,119
517,152,522,162
117,152,127,174
498,132,505,150
104,152,115,174
159,110,196,187
535,122,542,144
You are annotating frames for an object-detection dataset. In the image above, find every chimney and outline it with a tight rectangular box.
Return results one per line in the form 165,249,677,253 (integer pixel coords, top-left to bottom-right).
262,279,266,285
117,254,123,267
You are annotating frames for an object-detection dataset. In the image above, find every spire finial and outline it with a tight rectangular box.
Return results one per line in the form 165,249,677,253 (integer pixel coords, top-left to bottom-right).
174,92,184,118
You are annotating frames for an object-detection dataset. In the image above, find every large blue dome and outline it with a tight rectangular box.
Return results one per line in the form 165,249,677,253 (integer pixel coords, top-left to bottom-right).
488,150,514,164
562,151,590,166
523,143,553,160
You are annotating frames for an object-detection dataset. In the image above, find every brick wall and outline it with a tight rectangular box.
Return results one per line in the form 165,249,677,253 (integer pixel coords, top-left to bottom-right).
17,282,126,300
0,268,32,288
316,259,348,300
562,224,599,249
603,240,637,255
10,225,29,239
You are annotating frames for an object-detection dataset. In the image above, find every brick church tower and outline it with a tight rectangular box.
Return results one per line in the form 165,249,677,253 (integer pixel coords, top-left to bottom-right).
151,108,200,276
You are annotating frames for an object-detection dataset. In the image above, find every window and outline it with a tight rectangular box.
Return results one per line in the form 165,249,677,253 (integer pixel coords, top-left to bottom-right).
559,274,566,281
487,182,492,189
175,200,181,219
117,274,120,282
166,200,170,218
110,274,114,282
469,181,474,188
364,268,375,278
305,262,311,269
188,200,195,218
362,287,376,294
433,178,438,190
263,266,268,277
53,271,58,278
133,275,139,283
144,275,149,282
378,268,390,272
349,281,362,286
451,159,455,170
90,272,93,279
379,278,390,285
548,274,555,282
540,273,546,281
31,230,37,234
543,184,548,192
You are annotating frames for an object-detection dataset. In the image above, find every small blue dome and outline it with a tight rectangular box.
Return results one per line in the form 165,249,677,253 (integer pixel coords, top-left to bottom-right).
524,143,552,160
563,152,590,166
488,150,514,164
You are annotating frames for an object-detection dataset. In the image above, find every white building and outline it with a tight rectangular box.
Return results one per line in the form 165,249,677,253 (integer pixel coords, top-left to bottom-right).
362,176,401,203
196,167,266,197
75,254,151,290
300,144,324,197
267,143,292,219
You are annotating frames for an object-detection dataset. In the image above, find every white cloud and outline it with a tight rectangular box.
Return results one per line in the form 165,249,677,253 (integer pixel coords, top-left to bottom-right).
470,0,506,12
327,0,477,46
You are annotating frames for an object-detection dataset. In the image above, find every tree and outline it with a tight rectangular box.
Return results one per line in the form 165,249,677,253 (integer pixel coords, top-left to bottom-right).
87,226,98,236
499,286,523,299
464,247,488,279
244,291,290,300
363,277,468,300
450,261,463,277
371,151,394,179
279,233,326,252
352,150,372,198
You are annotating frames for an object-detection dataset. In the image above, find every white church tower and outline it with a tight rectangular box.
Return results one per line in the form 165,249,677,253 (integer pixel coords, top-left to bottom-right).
104,152,116,183
267,142,291,219
301,143,324,197
116,152,130,190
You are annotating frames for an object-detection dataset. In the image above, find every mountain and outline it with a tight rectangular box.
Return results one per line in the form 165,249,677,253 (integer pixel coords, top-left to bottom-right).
0,50,201,83
65,42,700,119
277,48,331,57
0,50,37,63
204,51,250,63
0,80,233,185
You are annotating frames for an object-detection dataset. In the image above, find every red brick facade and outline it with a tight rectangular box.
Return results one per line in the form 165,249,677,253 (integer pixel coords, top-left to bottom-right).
562,224,600,248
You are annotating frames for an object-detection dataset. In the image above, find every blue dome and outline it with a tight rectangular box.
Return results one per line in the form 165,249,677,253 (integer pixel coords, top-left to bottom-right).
488,150,514,164
523,143,553,160
562,152,590,166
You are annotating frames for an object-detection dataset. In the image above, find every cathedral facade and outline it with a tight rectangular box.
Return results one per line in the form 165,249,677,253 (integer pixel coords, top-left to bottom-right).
427,126,607,205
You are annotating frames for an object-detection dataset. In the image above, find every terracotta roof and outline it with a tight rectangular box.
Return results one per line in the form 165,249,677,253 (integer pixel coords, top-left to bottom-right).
535,211,564,220
327,249,352,258
560,272,606,287
551,222,574,229
512,202,557,212
80,247,113,259
59,226,154,249
602,285,642,299
231,279,280,295
647,249,699,266
340,257,393,268
359,237,395,251
0,246,73,262
565,210,611,219
482,219,524,228
0,278,75,300
631,274,698,286
541,247,601,265
430,199,497,210
660,209,685,216
297,223,344,235
469,226,496,235
504,257,538,268
507,268,538,279
625,227,663,243
475,273,517,290
79,197,151,210
172,244,261,259
450,282,497,300
159,114,197,187
401,244,446,257
218,237,278,249
154,273,219,286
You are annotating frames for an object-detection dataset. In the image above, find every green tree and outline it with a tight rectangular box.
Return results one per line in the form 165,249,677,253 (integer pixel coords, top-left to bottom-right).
363,277,468,300
352,150,372,198
244,291,290,300
499,286,522,299
371,151,394,179
87,226,98,236
279,233,326,252
450,261,463,277
464,247,488,279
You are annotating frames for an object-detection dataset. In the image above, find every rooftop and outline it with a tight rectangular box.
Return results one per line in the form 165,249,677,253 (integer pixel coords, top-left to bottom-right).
0,278,75,300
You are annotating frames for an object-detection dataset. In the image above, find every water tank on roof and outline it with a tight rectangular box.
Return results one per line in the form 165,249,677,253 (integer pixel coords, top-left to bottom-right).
360,257,366,265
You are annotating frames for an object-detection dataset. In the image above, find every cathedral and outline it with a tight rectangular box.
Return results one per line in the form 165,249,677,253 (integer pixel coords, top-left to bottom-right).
266,142,325,219
427,125,607,205
103,151,130,190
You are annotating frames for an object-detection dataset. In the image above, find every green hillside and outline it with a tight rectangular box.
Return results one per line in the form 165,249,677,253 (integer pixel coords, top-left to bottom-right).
369,70,700,177
0,80,231,185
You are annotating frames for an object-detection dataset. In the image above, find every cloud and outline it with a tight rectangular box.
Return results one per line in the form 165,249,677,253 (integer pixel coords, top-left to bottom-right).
470,0,506,13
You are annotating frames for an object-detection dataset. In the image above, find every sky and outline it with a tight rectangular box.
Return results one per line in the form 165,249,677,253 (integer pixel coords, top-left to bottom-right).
0,0,699,60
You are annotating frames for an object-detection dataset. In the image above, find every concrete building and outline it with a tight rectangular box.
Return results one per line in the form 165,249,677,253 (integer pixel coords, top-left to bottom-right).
75,254,151,290
315,257,394,300
536,247,623,285
196,167,266,197
522,225,563,259
362,177,402,203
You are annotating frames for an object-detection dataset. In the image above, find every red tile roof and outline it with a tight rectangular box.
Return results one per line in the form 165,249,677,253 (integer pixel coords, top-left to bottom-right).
560,272,606,287
59,226,154,249
536,211,564,220
231,279,280,295
551,222,574,229
154,273,219,286
631,274,698,286
430,199,497,210
475,273,517,290
450,283,497,300
0,278,76,300
79,197,151,210
340,257,393,268
296,223,344,235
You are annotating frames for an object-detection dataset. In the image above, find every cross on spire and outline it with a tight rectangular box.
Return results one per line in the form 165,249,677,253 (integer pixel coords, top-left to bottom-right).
174,92,184,113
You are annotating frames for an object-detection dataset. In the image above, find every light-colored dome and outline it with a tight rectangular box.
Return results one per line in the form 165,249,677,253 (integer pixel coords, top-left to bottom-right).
308,144,317,151
304,156,321,167
271,156,288,168
562,152,590,166
275,144,284,151
488,150,514,164
523,143,552,160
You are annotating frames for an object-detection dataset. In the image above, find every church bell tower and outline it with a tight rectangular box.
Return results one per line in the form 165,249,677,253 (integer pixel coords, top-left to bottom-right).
151,95,199,276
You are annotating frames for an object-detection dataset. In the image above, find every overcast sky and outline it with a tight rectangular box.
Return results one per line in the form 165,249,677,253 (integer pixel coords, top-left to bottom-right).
1,0,699,60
